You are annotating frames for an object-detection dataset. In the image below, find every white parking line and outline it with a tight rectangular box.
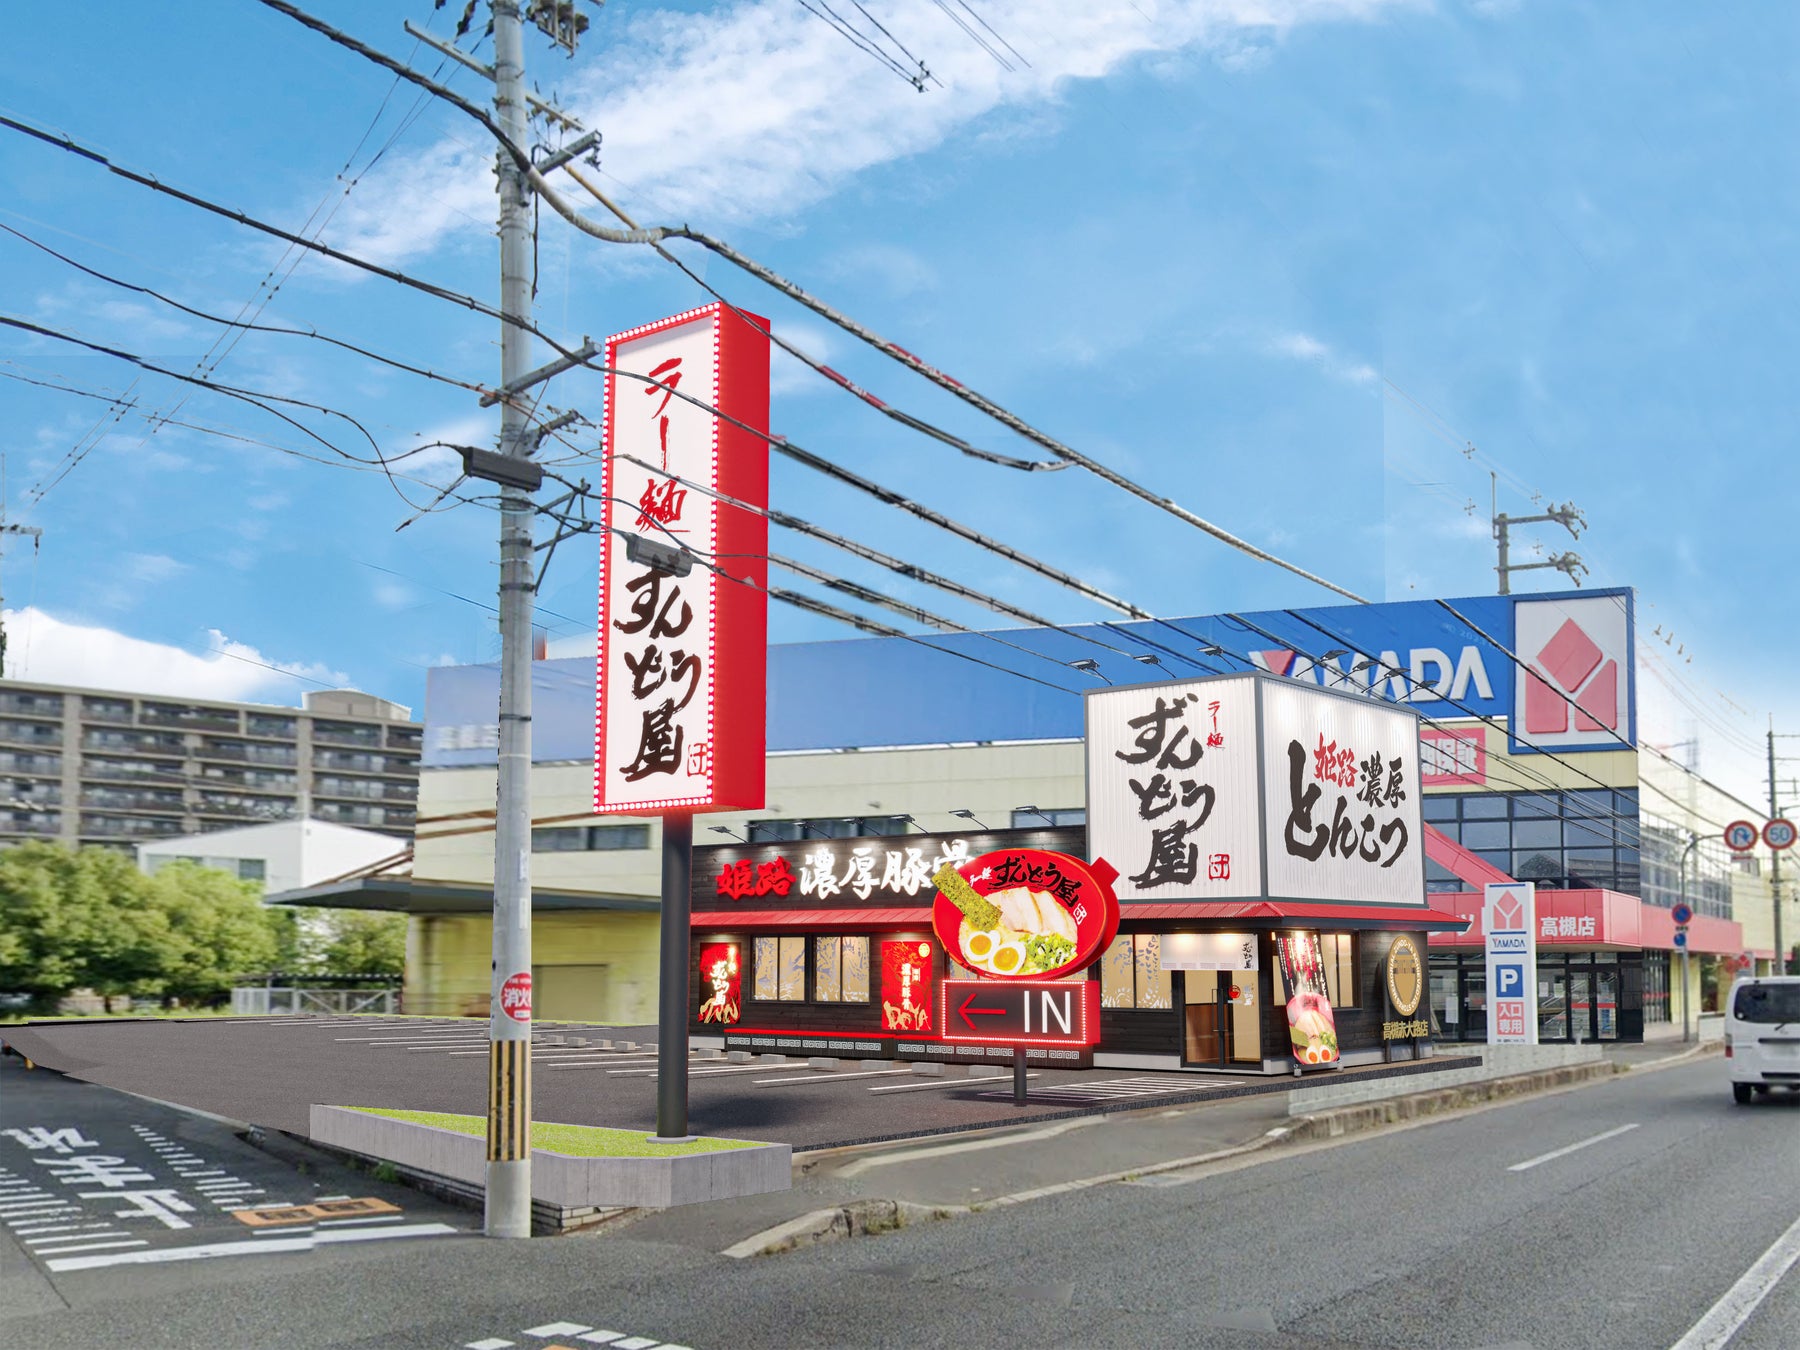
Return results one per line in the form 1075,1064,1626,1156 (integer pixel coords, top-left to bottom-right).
1668,1210,1800,1350
43,1221,459,1272
1507,1123,1640,1173
27,1239,148,1256
753,1068,914,1086
869,1074,1043,1094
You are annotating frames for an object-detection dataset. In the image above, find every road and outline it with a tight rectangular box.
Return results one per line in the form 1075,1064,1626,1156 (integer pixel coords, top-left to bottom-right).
2,1055,1794,1349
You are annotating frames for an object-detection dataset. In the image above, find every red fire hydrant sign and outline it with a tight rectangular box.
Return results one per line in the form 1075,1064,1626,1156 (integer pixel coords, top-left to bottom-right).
499,971,532,1022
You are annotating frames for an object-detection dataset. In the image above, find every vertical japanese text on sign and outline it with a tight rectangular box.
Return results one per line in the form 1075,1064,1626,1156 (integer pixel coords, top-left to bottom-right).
596,304,771,813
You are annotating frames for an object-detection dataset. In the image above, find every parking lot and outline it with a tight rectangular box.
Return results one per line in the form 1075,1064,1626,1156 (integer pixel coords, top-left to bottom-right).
0,1016,1469,1151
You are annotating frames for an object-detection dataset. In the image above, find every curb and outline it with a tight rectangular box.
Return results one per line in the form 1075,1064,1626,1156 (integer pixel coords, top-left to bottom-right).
723,1047,1710,1260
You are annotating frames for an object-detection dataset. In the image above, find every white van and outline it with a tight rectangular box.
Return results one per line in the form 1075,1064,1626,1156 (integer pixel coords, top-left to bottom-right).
1725,975,1800,1103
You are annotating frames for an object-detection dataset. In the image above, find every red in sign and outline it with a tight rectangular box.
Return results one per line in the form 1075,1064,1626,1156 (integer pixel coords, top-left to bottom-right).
499,971,532,1022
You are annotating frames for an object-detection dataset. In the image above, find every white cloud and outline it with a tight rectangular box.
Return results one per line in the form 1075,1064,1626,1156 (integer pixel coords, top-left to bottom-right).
372,579,415,610
1266,329,1379,385
769,320,838,396
337,0,1414,266
125,553,188,584
2,608,349,702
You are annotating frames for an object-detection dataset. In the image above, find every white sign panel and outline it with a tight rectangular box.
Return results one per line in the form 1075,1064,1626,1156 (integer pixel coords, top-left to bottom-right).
597,311,722,811
1085,676,1262,903
1260,680,1425,906
1483,881,1538,1045
1511,593,1633,753
1160,931,1259,971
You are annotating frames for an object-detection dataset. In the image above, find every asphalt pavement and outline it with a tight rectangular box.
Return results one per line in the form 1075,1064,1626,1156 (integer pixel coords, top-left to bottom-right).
2,1045,1794,1349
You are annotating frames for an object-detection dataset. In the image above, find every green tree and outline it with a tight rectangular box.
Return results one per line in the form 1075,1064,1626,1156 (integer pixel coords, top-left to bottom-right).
303,908,408,977
140,861,280,1005
0,843,172,1008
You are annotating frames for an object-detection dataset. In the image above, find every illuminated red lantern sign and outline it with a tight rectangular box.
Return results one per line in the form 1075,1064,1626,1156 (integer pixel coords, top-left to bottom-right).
930,848,1121,982
880,940,935,1032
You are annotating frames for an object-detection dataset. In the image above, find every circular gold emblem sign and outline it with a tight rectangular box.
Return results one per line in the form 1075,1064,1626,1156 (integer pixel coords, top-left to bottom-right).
1386,935,1423,1017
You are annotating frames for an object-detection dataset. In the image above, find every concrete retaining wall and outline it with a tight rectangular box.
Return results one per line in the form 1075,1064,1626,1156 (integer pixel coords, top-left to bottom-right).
308,1106,790,1210
1287,1042,1602,1115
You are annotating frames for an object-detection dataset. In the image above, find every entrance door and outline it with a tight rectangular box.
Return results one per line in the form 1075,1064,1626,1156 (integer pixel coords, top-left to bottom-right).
1539,969,1569,1042
1462,967,1488,1042
1182,971,1225,1066
1570,969,1592,1043
1591,966,1620,1042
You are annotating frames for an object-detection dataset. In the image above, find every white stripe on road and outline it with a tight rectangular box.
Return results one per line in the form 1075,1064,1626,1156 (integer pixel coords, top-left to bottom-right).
751,1068,914,1086
317,1214,408,1227
836,1115,1103,1177
1507,1123,1640,1172
25,1230,128,1246
1668,1210,1800,1350
869,1074,1043,1094
27,1239,148,1256
43,1221,460,1271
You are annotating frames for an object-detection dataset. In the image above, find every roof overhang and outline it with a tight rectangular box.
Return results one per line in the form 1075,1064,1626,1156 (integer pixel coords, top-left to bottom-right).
692,902,1467,932
266,877,658,915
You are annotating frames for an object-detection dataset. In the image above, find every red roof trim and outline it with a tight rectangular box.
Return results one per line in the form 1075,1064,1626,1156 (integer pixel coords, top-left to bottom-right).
694,902,1467,932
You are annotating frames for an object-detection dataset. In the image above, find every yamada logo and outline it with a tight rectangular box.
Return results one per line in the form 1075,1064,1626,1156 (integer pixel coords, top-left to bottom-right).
1249,645,1494,704
1511,594,1633,752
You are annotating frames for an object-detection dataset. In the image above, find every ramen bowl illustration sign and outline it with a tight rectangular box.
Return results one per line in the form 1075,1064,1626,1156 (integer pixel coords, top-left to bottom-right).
932,849,1121,981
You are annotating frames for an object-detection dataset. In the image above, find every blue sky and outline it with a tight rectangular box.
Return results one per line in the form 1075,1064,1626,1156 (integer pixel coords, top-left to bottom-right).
0,1,1794,806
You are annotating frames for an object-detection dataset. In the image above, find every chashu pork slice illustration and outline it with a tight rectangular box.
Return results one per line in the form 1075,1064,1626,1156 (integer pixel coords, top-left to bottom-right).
987,886,1077,943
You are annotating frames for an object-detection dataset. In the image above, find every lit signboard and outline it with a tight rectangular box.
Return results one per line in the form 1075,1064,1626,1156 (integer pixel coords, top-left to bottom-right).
595,302,770,814
929,848,1120,981
939,979,1101,1047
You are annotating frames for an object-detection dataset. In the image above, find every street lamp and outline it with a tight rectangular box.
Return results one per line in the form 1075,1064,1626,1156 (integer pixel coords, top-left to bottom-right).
1677,833,1701,1044
1070,659,1111,684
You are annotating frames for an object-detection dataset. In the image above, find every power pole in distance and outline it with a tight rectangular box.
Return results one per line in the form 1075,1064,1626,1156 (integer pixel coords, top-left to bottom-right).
0,522,43,678
1492,472,1587,595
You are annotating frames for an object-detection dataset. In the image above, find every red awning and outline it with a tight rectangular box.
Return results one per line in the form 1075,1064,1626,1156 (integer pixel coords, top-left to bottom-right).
1427,889,1745,955
693,901,1467,932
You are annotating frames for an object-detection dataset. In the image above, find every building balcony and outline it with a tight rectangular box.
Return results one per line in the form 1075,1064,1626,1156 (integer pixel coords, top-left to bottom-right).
79,815,184,838
195,795,298,822
0,753,63,776
81,757,186,785
80,698,134,725
1,815,63,837
81,731,186,755
0,693,65,719
0,723,65,749
79,788,186,813
310,721,384,749
139,706,240,733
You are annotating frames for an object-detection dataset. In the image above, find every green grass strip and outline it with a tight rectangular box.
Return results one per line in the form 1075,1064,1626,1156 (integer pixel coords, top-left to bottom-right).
345,1106,762,1158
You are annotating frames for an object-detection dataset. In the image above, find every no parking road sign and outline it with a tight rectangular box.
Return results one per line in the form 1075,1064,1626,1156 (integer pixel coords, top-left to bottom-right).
1670,902,1694,926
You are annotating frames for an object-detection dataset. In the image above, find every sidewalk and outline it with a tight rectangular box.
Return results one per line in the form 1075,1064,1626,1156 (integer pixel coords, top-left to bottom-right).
603,1037,1714,1258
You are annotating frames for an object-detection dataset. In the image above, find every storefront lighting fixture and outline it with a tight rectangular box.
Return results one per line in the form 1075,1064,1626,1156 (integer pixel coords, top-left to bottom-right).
708,826,745,842
1320,649,1347,661
1070,658,1111,684
1016,805,1058,827
1132,653,1160,664
950,809,988,829
1197,644,1223,657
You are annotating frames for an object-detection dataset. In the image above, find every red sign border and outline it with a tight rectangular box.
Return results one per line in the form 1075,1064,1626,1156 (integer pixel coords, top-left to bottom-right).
930,849,1121,982
1725,819,1759,852
1763,818,1796,851
937,978,1102,1046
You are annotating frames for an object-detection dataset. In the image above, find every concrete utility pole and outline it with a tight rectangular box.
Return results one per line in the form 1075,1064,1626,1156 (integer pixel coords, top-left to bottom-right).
1772,728,1787,976
0,521,43,678
485,0,538,1241
1492,472,1587,595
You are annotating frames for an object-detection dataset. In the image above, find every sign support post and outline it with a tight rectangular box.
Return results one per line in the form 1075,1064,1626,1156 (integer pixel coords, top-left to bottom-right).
1013,1047,1028,1107
654,813,694,1142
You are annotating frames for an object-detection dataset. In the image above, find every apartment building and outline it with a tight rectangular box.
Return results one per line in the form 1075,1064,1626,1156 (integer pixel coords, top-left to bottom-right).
0,682,421,851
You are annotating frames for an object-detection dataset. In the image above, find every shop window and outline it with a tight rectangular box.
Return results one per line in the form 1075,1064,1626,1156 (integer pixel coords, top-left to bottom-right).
236,859,266,883
1562,789,1613,818
813,935,871,1003
1460,819,1510,850
1512,818,1561,850
1320,933,1357,1008
747,815,910,843
1099,935,1172,1010
531,824,650,852
1461,795,1508,819
1009,808,1085,828
1515,850,1562,882
751,937,804,1001
1421,795,1459,822
1512,792,1561,818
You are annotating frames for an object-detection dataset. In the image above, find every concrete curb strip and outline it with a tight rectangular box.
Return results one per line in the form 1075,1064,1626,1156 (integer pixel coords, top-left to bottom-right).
723,1049,1699,1259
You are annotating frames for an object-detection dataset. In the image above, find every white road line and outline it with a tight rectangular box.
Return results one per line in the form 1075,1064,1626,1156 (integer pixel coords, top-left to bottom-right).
0,1204,76,1216
27,1239,148,1256
537,1054,663,1067
1507,1123,1641,1172
754,1068,914,1086
178,1170,228,1178
43,1221,460,1271
1668,1210,1800,1350
252,1227,314,1237
837,1115,1105,1177
26,1230,128,1246
12,1222,106,1235
317,1215,407,1227
869,1074,1043,1094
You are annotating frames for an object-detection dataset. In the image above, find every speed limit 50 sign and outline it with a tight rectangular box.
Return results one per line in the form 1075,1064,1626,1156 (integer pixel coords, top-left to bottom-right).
1765,818,1797,851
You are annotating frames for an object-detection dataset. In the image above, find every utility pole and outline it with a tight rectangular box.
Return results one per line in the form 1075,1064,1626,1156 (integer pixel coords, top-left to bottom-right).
0,522,44,678
1772,728,1787,976
1492,472,1587,594
485,0,539,1241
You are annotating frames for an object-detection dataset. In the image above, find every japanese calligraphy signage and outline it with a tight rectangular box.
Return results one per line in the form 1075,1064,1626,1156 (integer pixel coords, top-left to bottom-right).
1260,679,1423,906
881,939,935,1031
929,848,1121,982
596,302,771,814
1275,931,1340,1066
1483,881,1539,1045
1085,675,1262,903
697,943,741,1025
1085,673,1424,907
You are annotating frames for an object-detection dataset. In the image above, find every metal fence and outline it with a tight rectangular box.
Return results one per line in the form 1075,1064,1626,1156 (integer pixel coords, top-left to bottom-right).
230,987,399,1015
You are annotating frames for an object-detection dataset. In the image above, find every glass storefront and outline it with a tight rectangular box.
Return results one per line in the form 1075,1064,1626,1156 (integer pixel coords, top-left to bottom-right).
1430,952,1647,1042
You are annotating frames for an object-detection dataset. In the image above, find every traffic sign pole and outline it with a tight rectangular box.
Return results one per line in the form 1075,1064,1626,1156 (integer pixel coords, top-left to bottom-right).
1013,1048,1027,1106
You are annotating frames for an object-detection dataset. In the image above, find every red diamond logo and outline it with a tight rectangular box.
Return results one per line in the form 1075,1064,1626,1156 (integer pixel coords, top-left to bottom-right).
1537,618,1603,692
1255,649,1296,676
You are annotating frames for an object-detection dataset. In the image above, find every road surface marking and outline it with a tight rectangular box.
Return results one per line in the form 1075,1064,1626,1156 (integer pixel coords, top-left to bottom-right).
464,1339,514,1349
525,1324,593,1337
27,1239,149,1256
1507,1123,1640,1172
1668,1209,1800,1350
42,1220,459,1271
752,1068,913,1086
24,1229,128,1245
836,1114,1104,1177
868,1073,1044,1094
